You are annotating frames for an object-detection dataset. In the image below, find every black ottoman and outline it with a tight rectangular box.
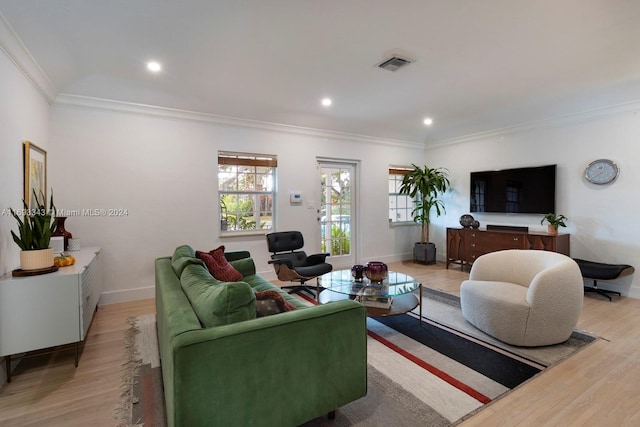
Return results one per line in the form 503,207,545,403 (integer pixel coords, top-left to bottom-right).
573,258,635,301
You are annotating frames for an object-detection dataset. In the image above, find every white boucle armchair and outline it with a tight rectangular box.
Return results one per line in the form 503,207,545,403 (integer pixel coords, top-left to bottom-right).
460,249,584,347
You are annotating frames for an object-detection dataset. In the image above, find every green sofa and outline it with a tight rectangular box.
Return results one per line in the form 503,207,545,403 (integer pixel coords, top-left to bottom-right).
155,245,368,427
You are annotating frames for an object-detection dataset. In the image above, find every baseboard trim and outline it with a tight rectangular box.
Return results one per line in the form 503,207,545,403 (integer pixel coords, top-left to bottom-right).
329,253,415,271
93,251,471,306
99,286,155,305
622,285,640,299
583,282,640,299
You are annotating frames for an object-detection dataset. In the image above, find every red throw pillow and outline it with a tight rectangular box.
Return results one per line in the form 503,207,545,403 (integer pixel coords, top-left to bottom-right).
196,246,243,282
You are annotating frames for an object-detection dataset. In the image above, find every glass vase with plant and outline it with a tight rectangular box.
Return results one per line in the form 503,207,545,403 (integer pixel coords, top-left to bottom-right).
541,213,567,236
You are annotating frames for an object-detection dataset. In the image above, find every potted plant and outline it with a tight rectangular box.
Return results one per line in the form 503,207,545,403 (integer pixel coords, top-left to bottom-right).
399,164,451,264
10,190,57,270
540,213,567,236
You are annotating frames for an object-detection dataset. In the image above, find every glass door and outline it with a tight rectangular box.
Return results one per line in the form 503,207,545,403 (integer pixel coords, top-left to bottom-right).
318,161,356,267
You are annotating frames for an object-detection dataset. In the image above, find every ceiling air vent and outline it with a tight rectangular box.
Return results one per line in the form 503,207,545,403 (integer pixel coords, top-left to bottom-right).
377,55,413,72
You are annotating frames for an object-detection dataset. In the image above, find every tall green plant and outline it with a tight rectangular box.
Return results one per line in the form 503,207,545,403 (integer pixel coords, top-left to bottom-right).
398,164,450,244
10,190,56,251
330,224,350,255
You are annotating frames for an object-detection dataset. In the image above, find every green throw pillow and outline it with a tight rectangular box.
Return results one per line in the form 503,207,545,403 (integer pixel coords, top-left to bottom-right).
171,245,205,277
172,244,195,262
180,263,256,327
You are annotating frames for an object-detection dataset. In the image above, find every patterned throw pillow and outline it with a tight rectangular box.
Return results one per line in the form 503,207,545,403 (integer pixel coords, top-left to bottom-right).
196,246,243,282
255,299,282,317
254,290,297,317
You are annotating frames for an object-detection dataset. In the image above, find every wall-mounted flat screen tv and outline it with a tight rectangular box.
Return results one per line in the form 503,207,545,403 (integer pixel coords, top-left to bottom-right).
470,164,556,214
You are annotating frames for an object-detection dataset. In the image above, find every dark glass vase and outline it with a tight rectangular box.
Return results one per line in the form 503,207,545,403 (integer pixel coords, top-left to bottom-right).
351,264,365,282
364,261,388,283
52,216,73,250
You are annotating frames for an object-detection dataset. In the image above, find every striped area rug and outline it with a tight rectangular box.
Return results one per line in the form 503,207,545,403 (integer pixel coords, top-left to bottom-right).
296,287,597,425
118,288,596,426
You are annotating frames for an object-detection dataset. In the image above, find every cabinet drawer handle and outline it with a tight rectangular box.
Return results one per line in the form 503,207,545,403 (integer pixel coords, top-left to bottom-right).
471,243,476,247
513,237,519,241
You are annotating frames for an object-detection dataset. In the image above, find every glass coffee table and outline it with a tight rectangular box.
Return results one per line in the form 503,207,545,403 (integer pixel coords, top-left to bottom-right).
316,269,422,319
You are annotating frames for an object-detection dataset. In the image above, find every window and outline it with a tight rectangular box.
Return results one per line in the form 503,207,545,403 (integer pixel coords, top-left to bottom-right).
388,167,414,224
505,183,521,213
218,152,276,233
471,179,486,212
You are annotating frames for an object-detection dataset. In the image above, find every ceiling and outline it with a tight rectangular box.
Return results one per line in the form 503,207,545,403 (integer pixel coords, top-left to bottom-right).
2,0,640,144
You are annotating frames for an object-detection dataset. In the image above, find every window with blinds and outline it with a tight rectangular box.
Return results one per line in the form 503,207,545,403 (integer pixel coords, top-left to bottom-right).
218,152,277,233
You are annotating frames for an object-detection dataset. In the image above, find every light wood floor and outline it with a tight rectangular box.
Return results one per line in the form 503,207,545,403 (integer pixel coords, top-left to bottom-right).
1,260,639,426
0,299,155,427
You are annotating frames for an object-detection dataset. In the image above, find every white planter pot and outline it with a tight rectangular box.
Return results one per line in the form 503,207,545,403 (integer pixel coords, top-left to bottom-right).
20,248,54,270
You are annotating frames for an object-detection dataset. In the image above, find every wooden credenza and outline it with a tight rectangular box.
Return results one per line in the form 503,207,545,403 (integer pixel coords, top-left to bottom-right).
0,247,101,382
446,228,569,270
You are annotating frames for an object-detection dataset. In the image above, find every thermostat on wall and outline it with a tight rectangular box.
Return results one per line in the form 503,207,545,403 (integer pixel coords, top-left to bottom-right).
290,193,302,203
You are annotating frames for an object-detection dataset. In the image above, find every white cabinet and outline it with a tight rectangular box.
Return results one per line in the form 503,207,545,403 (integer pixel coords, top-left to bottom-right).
0,247,101,381
80,249,101,339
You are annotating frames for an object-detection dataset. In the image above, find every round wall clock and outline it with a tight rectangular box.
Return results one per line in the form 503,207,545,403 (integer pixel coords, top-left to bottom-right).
584,159,619,185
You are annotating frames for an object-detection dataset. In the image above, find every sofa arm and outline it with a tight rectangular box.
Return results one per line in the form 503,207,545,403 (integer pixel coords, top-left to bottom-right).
224,250,251,262
169,300,367,427
228,256,256,277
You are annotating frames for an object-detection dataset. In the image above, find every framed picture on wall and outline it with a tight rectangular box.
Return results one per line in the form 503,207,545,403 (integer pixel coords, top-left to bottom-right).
23,141,47,209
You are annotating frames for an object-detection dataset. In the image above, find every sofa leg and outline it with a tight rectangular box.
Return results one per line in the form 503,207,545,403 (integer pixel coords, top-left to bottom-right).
328,410,336,419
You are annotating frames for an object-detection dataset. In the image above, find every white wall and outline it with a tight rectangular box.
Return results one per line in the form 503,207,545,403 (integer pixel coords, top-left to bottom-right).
5,20,640,307
0,43,51,387
0,48,51,277
50,100,423,303
49,100,640,302
427,106,640,298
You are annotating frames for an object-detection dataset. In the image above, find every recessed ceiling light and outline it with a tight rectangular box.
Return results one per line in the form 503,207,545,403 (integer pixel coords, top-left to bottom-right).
321,98,332,107
423,117,434,126
147,61,162,73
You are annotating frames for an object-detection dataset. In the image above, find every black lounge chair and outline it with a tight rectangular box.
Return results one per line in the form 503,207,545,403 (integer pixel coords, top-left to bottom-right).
266,231,332,295
574,258,635,301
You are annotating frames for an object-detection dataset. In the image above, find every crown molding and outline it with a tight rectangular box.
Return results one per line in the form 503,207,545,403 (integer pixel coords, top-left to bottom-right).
54,93,425,150
0,12,57,103
429,99,640,148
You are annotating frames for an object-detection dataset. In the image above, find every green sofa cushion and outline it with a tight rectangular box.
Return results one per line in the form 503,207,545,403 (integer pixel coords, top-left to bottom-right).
180,263,256,327
171,244,205,277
